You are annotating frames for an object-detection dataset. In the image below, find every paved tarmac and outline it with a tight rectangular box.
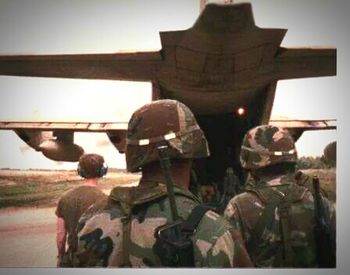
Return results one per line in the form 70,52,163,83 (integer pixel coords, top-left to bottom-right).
0,207,56,267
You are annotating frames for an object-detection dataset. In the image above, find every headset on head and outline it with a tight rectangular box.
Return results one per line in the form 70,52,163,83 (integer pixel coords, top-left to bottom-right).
77,162,108,178
99,162,108,177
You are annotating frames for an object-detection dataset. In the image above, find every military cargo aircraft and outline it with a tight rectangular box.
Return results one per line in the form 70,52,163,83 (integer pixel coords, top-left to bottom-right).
0,118,336,162
0,2,336,188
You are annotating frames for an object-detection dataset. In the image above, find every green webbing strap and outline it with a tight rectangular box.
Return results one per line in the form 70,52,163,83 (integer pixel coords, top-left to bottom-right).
279,183,308,266
115,186,201,267
121,213,132,267
247,184,304,266
247,188,284,256
278,202,294,266
181,205,212,234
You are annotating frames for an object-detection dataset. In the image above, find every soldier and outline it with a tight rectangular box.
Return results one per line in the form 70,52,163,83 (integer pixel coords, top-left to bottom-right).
224,125,336,267
323,141,336,167
74,99,252,267
56,153,108,267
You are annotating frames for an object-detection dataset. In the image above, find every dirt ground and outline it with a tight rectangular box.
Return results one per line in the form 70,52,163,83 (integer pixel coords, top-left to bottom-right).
0,206,57,267
0,169,140,267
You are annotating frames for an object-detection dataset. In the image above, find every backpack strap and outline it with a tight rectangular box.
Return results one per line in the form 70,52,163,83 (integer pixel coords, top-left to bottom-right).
152,203,212,267
181,205,212,234
278,200,294,266
109,183,168,267
277,184,307,266
246,182,308,266
109,182,202,267
246,187,285,255
121,211,132,267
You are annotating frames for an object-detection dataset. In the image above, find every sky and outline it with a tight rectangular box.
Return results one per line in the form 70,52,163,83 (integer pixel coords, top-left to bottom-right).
0,0,344,170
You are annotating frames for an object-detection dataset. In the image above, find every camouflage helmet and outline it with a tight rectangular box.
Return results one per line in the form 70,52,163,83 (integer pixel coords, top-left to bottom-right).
240,125,297,170
126,99,210,172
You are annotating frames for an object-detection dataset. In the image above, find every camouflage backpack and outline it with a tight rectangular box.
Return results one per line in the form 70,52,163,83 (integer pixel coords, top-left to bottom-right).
74,182,211,267
233,125,335,267
237,179,318,267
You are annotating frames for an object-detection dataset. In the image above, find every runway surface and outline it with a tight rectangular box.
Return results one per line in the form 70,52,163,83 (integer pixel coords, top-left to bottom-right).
0,206,56,267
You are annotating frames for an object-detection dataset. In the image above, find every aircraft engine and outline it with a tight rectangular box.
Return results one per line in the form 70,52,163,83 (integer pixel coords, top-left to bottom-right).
14,129,84,162
39,139,84,162
14,129,52,151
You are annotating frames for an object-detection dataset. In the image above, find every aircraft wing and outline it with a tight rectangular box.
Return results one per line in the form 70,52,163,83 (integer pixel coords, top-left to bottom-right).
0,3,336,116
0,118,336,162
0,121,128,131
1,118,336,134
0,52,162,81
269,119,336,140
276,47,336,80
0,121,128,162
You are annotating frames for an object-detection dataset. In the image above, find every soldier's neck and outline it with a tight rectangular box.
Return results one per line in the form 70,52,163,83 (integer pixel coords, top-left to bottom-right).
251,163,296,182
83,178,99,187
141,160,192,190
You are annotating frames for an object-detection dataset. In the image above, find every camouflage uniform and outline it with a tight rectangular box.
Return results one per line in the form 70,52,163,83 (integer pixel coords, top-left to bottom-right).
74,100,252,267
75,181,252,267
224,125,336,267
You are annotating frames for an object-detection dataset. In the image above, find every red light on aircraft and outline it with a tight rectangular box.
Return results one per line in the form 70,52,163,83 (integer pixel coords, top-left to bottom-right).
237,107,245,116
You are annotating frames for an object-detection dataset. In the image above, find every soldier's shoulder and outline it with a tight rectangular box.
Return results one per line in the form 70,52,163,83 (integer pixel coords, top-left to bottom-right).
57,187,80,205
81,196,110,219
59,185,80,197
60,185,97,198
193,209,237,267
175,193,198,208
228,190,259,205
77,200,125,234
197,210,232,238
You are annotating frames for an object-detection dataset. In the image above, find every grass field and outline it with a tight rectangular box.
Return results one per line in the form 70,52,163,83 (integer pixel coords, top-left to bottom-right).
0,168,336,208
301,168,336,202
0,170,140,208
